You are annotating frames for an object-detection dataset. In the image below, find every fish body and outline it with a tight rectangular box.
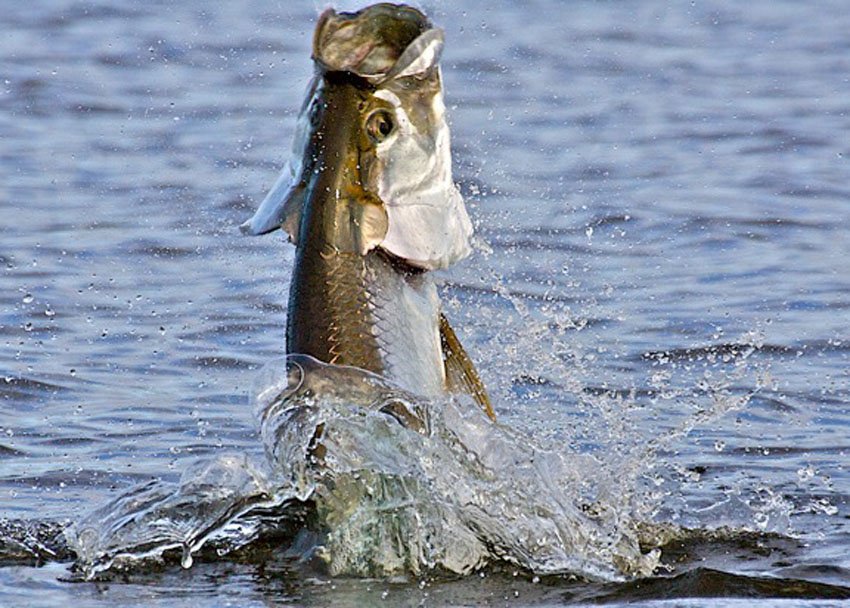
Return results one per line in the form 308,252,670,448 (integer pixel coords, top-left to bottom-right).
288,238,445,399
243,4,493,419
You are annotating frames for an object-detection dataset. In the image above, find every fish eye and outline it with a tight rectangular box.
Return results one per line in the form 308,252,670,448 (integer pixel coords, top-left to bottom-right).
365,109,395,142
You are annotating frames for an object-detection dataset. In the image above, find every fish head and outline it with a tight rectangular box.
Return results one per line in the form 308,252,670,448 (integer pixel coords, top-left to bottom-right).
241,3,472,270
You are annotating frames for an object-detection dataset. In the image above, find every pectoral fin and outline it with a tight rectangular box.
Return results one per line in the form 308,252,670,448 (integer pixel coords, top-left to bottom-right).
240,165,304,241
330,196,389,255
439,313,495,421
351,198,389,256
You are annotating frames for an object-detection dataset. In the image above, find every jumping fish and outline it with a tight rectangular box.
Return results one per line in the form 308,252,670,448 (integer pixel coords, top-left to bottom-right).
242,3,493,423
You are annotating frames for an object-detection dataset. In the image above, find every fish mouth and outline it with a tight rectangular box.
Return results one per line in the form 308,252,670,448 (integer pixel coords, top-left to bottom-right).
312,3,432,80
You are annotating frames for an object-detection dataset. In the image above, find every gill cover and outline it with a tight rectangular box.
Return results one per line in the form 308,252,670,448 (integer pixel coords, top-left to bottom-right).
241,4,473,271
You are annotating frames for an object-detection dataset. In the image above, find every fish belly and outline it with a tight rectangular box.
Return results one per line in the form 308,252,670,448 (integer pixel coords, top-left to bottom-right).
287,246,445,399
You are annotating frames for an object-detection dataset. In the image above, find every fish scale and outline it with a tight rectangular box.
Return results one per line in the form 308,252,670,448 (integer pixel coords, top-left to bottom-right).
289,237,444,398
292,245,381,372
365,254,445,398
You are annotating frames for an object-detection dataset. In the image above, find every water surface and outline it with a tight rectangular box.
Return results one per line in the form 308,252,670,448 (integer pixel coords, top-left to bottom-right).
2,0,849,605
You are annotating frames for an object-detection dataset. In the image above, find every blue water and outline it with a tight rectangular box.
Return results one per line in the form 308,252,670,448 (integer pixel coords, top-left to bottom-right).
2,0,849,605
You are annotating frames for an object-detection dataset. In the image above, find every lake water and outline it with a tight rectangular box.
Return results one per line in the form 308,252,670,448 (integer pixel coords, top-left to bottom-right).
2,0,849,605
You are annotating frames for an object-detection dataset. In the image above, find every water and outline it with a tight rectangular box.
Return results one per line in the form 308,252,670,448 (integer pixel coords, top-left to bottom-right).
2,0,849,605
61,354,662,581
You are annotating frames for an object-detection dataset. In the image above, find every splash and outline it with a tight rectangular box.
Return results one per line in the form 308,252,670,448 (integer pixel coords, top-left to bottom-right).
67,355,661,580
65,452,289,577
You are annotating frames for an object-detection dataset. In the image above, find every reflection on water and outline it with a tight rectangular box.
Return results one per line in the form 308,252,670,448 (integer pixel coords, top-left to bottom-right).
2,0,850,605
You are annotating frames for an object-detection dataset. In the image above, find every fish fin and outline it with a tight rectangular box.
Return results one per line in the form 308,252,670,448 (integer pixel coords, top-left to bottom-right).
280,190,305,242
439,313,495,421
333,197,389,255
352,198,389,256
240,166,305,243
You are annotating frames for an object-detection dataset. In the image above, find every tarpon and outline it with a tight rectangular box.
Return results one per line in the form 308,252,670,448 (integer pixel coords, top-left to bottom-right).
242,3,493,423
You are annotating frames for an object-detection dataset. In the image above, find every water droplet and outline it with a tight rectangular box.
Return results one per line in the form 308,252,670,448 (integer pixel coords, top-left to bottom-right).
22,293,33,304
797,465,814,481
24,322,33,332
585,227,593,238
181,546,193,569
714,440,726,452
